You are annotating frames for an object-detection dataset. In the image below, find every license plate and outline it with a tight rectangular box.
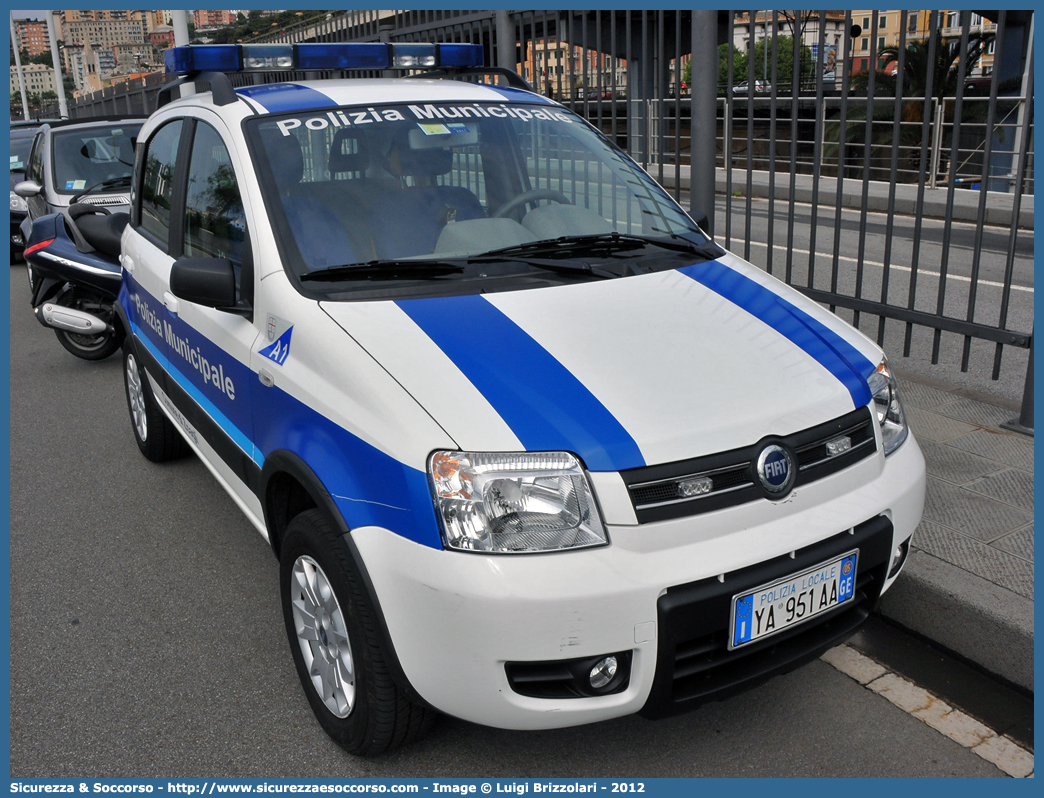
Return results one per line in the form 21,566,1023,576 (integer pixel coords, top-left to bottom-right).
729,550,858,650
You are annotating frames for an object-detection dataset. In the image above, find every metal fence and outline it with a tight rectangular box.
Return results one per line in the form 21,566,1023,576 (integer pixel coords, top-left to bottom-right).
48,9,1034,423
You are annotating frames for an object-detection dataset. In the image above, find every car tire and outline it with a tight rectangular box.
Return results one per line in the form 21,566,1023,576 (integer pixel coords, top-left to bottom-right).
55,327,121,361
123,346,189,462
280,509,438,756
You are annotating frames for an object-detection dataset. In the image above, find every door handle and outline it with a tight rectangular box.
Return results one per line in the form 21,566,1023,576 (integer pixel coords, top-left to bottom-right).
163,292,179,314
121,254,134,273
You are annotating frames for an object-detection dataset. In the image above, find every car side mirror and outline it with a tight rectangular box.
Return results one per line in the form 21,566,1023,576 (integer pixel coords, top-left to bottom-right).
170,257,237,309
14,180,42,198
692,211,710,233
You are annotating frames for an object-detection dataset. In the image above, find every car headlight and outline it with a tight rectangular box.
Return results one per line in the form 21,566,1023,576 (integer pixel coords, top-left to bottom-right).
10,191,28,212
867,359,909,455
428,451,608,553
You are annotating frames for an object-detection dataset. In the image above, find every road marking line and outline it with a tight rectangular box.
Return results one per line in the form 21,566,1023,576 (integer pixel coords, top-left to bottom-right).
741,241,1034,293
822,644,1034,778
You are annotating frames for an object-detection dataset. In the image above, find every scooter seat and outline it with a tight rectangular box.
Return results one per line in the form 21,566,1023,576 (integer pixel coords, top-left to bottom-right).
75,212,129,259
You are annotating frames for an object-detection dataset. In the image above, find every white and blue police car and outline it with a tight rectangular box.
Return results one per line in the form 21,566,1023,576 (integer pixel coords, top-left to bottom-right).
117,42,925,755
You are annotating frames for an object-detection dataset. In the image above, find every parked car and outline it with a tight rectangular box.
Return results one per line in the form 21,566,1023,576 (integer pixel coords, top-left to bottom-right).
732,80,773,95
116,42,924,756
13,116,145,225
10,125,38,256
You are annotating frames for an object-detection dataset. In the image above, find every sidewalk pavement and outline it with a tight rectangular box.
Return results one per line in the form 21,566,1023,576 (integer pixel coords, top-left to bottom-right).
878,370,1034,693
656,165,1035,229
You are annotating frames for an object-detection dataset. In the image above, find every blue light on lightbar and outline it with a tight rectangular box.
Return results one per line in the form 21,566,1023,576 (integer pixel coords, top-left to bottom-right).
164,43,484,75
164,44,241,74
295,43,390,71
438,44,484,67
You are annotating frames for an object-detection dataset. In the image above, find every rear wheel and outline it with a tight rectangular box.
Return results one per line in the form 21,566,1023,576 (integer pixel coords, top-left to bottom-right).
123,347,188,462
280,509,437,756
55,327,120,361
51,288,121,361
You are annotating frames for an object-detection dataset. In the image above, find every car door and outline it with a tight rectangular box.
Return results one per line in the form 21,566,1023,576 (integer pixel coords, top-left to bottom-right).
126,112,263,523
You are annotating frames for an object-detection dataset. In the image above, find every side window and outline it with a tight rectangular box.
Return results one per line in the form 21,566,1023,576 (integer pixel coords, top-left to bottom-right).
183,122,246,264
139,120,183,248
27,135,44,183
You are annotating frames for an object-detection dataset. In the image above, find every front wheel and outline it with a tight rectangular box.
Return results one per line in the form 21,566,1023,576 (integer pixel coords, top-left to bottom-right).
280,509,437,756
123,347,188,462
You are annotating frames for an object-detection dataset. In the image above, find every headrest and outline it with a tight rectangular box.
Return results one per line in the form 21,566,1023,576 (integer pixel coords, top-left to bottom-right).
328,129,370,175
388,130,453,178
259,126,304,187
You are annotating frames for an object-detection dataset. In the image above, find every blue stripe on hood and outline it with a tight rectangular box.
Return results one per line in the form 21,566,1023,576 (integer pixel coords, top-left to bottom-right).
396,294,645,472
678,261,876,408
236,83,339,113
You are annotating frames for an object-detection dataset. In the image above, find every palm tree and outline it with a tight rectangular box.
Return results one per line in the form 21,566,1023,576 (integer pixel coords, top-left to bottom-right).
825,30,996,181
850,30,995,106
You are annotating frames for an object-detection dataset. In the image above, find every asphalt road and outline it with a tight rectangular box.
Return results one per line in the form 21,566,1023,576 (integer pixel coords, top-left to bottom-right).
8,263,1004,778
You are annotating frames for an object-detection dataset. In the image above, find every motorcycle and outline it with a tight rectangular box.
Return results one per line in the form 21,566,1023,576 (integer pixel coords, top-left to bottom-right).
21,200,127,361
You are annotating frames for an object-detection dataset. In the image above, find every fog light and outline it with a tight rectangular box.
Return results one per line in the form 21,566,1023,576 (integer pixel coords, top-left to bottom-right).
589,656,618,689
888,540,909,578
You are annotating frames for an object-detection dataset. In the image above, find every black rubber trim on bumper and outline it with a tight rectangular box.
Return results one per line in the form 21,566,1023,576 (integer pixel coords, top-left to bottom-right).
640,514,894,719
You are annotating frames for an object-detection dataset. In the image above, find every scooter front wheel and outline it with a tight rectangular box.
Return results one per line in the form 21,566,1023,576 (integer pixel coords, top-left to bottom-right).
54,327,121,361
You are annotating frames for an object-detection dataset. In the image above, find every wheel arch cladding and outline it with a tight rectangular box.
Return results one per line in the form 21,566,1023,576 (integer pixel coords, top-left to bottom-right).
263,450,436,713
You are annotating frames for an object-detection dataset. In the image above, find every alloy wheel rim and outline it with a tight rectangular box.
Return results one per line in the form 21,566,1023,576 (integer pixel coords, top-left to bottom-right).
290,555,355,717
125,354,148,441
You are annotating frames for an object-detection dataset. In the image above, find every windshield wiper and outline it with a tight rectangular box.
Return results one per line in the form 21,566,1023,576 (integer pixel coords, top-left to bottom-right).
299,259,466,282
476,232,723,261
70,175,132,203
467,253,615,279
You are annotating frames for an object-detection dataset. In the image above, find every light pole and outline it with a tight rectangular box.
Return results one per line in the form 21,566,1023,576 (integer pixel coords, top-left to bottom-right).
10,12,30,119
45,9,68,118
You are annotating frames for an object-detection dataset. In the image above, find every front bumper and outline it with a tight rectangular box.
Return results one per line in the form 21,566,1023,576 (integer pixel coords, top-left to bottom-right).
352,435,925,730
11,211,27,252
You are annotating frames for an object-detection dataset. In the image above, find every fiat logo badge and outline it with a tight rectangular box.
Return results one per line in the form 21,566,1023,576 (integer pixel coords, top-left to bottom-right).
757,445,794,495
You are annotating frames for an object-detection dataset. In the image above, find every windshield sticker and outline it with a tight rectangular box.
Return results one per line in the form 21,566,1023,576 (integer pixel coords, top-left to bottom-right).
275,104,573,136
66,179,86,190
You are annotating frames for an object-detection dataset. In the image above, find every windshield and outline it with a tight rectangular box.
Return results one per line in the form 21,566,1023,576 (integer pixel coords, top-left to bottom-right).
51,124,141,193
247,101,711,284
10,136,33,172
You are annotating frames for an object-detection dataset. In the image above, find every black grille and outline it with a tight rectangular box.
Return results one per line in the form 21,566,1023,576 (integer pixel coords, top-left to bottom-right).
640,514,893,718
621,407,877,524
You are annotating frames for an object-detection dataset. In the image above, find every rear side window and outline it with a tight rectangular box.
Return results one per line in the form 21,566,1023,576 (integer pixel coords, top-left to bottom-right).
183,122,246,263
139,120,183,248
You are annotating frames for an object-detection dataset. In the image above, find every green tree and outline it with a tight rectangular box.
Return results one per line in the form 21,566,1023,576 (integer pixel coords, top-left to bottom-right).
826,30,997,181
850,30,994,103
749,35,814,88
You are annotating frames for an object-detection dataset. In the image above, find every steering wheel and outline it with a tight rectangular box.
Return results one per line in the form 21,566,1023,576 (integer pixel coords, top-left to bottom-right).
69,203,111,220
493,188,572,219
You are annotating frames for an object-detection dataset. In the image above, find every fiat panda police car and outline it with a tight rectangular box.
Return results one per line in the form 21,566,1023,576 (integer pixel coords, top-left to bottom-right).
117,42,925,755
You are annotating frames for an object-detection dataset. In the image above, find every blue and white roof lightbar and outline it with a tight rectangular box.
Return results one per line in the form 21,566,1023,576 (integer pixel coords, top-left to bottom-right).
164,42,484,75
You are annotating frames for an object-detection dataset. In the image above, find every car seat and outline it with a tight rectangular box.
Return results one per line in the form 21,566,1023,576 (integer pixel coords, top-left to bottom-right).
259,127,356,272
368,133,485,259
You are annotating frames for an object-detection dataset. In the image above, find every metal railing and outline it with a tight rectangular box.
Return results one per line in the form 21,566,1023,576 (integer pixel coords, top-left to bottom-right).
41,9,1035,425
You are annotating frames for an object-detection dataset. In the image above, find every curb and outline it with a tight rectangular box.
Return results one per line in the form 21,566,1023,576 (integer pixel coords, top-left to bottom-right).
877,549,1034,693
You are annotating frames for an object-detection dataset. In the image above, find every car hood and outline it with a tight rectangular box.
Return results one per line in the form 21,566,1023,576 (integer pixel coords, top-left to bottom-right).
320,252,883,471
